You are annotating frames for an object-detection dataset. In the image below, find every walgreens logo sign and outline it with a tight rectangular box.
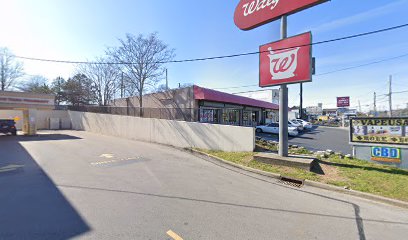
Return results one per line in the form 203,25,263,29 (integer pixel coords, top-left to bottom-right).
234,0,328,30
259,32,312,87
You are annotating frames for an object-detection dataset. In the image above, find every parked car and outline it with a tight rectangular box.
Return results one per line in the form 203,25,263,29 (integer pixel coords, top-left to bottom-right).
256,123,299,136
288,120,304,131
0,119,17,136
293,119,313,130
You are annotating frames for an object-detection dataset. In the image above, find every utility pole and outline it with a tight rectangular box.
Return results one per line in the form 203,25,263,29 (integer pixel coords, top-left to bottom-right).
299,83,303,119
121,72,124,98
358,100,361,113
388,75,392,117
165,69,169,90
373,92,377,117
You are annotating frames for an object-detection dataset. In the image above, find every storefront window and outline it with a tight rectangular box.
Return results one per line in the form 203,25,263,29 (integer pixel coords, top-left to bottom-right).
200,108,219,124
252,111,259,126
265,111,277,124
243,111,252,126
223,109,240,125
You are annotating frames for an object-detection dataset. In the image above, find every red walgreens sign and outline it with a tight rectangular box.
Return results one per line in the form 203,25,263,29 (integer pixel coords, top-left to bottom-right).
234,0,328,30
259,32,312,87
337,97,350,107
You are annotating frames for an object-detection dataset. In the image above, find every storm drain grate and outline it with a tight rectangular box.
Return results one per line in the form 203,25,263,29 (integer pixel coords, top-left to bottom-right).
278,176,304,188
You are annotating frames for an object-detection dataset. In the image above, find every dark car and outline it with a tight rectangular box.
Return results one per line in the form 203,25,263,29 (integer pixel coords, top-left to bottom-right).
0,119,17,136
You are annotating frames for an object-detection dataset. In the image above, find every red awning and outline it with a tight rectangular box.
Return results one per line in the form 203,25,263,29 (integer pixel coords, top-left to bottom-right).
193,85,279,110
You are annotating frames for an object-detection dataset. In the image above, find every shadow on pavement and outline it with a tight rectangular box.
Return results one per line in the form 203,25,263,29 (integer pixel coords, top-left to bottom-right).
0,135,90,239
0,133,82,142
59,184,408,227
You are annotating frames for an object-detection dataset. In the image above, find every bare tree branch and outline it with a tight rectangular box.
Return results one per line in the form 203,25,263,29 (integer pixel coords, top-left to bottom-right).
77,57,121,106
0,47,24,91
107,33,175,114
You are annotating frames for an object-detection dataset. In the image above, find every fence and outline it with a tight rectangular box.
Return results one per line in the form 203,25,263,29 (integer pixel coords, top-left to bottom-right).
68,106,199,122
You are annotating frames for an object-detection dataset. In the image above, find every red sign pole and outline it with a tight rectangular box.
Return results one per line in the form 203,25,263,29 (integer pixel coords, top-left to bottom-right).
279,15,289,157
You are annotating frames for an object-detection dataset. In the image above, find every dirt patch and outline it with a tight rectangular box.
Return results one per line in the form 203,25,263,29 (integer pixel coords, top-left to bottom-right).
243,155,254,164
319,163,347,183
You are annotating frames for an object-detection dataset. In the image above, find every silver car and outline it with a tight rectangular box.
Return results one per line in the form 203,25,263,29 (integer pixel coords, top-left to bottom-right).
256,123,299,136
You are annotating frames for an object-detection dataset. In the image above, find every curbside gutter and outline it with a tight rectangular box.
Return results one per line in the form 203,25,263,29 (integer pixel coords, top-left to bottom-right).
186,148,408,209
185,149,281,179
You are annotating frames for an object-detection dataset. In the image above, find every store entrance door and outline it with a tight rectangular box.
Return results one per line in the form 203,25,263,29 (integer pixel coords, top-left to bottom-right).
252,111,260,126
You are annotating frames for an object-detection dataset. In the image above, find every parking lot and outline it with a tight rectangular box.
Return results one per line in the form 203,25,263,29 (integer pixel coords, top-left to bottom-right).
1,130,407,239
257,125,353,154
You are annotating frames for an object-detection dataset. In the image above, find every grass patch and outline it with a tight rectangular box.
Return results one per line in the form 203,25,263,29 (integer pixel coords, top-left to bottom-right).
199,150,321,182
197,149,408,202
320,156,408,201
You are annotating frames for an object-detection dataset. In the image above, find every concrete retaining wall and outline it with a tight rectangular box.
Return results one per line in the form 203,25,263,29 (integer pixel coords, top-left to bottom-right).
68,111,255,152
0,110,71,130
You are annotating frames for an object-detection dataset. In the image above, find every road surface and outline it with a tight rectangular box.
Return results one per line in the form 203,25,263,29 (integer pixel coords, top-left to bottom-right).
1,130,407,239
257,126,353,154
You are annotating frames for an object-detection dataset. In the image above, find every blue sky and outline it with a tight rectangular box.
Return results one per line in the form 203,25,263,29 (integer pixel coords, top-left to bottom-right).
1,0,408,111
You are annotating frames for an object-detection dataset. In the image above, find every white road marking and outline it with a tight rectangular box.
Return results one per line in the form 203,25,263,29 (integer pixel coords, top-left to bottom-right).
90,157,140,166
99,153,114,159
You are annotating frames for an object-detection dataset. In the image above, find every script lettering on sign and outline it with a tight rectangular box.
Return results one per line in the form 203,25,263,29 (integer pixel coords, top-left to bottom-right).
242,0,280,17
234,0,329,30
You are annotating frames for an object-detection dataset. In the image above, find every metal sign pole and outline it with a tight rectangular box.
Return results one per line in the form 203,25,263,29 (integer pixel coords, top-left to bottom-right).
279,15,289,157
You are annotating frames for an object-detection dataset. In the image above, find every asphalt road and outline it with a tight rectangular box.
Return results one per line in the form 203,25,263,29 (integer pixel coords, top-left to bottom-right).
1,130,407,239
257,126,353,154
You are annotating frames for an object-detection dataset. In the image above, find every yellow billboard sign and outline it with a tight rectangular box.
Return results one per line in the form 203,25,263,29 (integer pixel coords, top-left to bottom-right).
350,117,408,146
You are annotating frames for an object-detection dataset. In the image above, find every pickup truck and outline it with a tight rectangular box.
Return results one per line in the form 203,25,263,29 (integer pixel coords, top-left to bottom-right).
0,119,17,136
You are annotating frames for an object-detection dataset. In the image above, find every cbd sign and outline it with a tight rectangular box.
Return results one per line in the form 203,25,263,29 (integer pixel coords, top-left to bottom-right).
259,32,312,87
234,0,329,30
371,147,401,163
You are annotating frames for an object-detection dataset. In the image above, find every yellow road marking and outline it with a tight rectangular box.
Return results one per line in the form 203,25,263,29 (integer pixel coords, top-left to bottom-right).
166,230,183,240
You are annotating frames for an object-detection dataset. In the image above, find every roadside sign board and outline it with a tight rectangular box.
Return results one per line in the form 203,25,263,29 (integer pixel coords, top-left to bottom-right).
371,147,401,163
259,32,312,87
337,97,350,107
350,117,408,145
234,0,329,30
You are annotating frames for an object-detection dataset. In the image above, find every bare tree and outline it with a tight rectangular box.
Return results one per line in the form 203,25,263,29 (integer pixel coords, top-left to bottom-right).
78,57,120,106
108,33,175,115
154,83,169,93
0,47,24,91
17,75,53,94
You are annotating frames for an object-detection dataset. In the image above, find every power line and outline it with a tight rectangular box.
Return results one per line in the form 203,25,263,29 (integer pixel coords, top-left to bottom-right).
213,52,408,90
393,90,408,94
10,22,408,65
315,53,408,76
214,84,258,90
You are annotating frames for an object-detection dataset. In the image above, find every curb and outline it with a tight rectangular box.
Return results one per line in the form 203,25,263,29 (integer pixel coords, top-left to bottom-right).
304,180,408,209
185,149,281,179
186,148,408,209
